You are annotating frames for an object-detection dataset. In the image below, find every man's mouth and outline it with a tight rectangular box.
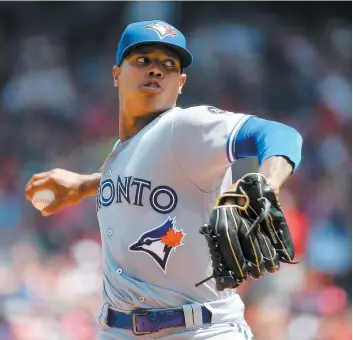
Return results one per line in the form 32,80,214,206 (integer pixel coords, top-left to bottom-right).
140,80,163,93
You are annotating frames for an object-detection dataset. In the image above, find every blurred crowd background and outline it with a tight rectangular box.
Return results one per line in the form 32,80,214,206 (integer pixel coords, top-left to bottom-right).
0,2,351,340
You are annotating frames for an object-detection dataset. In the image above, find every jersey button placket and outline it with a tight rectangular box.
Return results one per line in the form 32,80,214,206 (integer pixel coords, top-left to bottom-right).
107,229,113,237
116,268,123,275
138,296,145,303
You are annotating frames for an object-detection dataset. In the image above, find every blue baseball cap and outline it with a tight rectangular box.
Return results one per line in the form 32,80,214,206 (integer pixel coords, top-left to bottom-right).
116,20,193,69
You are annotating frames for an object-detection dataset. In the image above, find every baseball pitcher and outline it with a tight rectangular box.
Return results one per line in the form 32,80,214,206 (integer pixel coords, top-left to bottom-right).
25,20,303,339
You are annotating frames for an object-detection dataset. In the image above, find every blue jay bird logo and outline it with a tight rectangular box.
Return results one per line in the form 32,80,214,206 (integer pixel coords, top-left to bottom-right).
144,22,177,39
129,216,185,274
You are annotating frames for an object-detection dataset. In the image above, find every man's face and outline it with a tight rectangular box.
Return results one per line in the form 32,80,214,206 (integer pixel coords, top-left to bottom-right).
113,44,187,115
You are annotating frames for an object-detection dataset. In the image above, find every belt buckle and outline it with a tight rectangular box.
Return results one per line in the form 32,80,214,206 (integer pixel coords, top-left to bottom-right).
132,312,152,336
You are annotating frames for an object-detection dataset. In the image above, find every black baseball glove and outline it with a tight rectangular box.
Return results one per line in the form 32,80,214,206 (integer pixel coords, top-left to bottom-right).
196,173,297,291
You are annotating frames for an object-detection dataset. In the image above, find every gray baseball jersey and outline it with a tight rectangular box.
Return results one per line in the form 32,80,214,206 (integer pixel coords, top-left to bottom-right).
97,105,252,339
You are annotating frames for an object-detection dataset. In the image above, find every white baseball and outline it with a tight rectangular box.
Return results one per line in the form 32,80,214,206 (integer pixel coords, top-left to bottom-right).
31,189,56,211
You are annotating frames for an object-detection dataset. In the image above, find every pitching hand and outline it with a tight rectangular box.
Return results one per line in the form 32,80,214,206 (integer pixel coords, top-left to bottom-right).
25,169,91,216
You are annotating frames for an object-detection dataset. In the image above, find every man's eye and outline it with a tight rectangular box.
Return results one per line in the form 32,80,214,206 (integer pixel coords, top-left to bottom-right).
164,60,175,67
137,57,149,64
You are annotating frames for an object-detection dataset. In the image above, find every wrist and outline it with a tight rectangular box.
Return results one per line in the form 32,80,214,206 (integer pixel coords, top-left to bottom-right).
265,177,280,195
79,173,102,197
259,156,293,195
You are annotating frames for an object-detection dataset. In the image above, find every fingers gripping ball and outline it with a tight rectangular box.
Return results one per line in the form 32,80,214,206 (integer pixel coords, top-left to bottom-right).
31,189,55,211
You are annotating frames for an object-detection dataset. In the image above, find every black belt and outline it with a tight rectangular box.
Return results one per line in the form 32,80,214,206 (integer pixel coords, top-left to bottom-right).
105,306,212,336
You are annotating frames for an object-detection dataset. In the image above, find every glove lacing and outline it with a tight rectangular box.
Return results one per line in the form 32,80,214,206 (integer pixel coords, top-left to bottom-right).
195,225,243,288
195,226,226,287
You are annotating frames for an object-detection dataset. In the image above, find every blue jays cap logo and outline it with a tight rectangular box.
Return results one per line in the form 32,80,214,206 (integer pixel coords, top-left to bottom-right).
144,22,177,39
129,216,185,274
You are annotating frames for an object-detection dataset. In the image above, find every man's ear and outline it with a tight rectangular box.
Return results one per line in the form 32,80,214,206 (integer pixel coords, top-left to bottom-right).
178,73,187,95
112,65,120,88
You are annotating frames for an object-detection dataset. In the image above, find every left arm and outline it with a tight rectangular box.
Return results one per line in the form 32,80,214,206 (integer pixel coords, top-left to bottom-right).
231,116,303,193
201,116,302,289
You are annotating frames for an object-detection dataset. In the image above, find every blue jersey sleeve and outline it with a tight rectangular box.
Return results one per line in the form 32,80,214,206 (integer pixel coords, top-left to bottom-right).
233,116,303,171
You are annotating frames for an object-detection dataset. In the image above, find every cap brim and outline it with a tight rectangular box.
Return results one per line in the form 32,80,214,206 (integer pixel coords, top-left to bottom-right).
121,41,193,69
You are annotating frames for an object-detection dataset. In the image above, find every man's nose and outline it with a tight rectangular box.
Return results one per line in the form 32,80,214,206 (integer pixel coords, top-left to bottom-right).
146,64,164,78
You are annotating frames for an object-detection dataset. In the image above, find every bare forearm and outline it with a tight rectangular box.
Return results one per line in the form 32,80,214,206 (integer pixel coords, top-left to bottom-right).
259,156,293,194
79,173,102,197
